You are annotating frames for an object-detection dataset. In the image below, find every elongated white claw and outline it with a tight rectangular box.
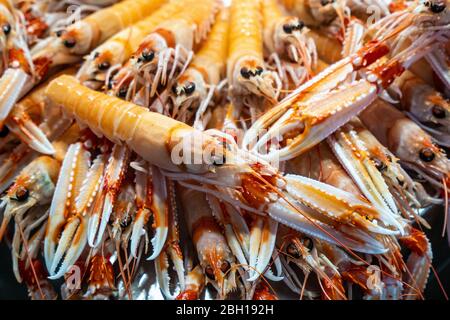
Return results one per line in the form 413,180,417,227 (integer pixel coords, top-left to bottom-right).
285,175,398,235
156,181,184,300
130,207,150,258
88,144,129,248
169,246,186,293
155,251,176,300
149,226,168,261
45,143,102,278
263,269,284,282
268,199,388,254
252,219,278,281
147,166,169,260
6,117,55,155
48,216,88,280
245,80,378,162
0,69,30,125
327,128,405,234
45,143,87,273
249,218,263,278
262,255,284,282
155,247,185,300
130,164,150,258
248,218,278,282
207,195,251,267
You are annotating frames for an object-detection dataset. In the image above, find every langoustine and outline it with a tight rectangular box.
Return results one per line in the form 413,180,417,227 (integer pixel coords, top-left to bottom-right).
0,0,448,301
46,75,400,256
227,0,281,121
109,0,220,105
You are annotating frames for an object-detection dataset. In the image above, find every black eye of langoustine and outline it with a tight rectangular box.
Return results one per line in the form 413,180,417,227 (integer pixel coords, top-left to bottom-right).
240,67,251,79
241,67,263,79
320,0,334,5
63,38,76,48
283,24,293,34
427,1,446,13
419,148,436,162
0,125,9,138
430,3,446,13
98,61,110,71
184,82,196,96
14,187,29,202
283,21,304,34
140,50,154,63
2,24,11,35
432,105,446,119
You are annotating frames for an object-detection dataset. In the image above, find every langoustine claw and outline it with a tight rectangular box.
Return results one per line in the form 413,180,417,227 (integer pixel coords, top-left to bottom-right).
155,177,185,300
129,163,170,261
328,118,434,225
44,141,105,279
88,143,130,248
399,227,433,300
3,67,77,155
242,27,442,162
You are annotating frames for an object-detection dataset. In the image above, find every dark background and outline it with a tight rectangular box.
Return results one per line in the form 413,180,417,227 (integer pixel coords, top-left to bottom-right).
0,207,448,300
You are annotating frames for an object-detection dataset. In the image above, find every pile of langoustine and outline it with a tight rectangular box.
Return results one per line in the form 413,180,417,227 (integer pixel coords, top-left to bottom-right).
0,0,448,300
